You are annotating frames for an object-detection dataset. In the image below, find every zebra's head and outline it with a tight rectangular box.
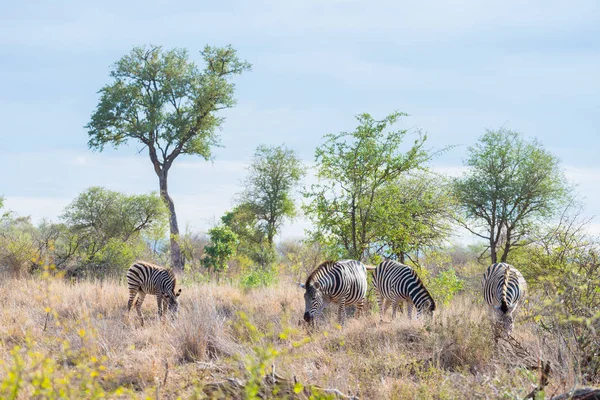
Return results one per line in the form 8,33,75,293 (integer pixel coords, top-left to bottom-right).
418,298,436,318
164,288,182,316
303,281,323,324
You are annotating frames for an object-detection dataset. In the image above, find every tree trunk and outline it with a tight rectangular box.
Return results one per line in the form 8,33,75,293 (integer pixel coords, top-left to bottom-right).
501,227,512,263
158,171,183,273
490,237,497,264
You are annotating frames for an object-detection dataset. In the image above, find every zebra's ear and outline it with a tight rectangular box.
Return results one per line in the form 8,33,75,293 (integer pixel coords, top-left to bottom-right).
176,288,182,297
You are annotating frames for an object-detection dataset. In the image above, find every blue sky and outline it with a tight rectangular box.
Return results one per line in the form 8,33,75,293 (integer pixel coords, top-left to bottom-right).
1,0,599,240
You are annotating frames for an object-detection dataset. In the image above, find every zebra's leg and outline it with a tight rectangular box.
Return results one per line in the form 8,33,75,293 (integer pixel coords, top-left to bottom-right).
156,295,163,320
135,292,146,326
338,297,347,327
127,289,137,317
391,298,399,319
377,293,384,322
382,298,391,317
407,303,414,320
355,298,365,319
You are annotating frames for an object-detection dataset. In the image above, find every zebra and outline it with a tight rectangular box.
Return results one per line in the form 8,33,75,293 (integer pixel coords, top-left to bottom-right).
371,260,436,321
126,260,182,326
482,262,527,336
300,260,368,327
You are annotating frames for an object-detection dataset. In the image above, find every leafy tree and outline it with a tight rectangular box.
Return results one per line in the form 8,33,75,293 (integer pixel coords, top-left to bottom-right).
202,225,238,282
62,187,167,248
239,144,305,246
372,172,456,263
303,112,431,260
453,128,569,263
222,204,264,252
61,187,168,276
86,45,251,271
0,215,38,277
221,204,275,267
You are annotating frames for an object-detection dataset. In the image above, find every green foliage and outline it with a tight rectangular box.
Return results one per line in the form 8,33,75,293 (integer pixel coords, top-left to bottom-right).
59,187,167,278
454,128,569,263
202,225,238,279
303,112,432,260
222,204,275,267
239,144,305,246
62,187,167,243
278,239,324,280
0,341,128,399
91,238,145,277
427,269,464,307
373,172,456,261
239,264,278,289
86,45,251,157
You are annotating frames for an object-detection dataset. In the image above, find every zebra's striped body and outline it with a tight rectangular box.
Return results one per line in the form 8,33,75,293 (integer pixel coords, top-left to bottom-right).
372,260,435,321
302,260,368,326
126,261,181,326
482,263,527,336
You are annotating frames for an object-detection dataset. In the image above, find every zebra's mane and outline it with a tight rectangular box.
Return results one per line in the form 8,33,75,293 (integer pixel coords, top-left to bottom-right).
500,264,512,313
305,260,336,287
135,260,177,281
406,265,435,309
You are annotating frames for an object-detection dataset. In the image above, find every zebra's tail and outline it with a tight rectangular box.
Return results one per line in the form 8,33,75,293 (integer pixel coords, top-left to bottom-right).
500,265,512,313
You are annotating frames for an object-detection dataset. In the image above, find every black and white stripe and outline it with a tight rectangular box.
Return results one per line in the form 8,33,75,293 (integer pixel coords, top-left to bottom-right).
482,262,526,335
301,260,368,326
372,260,435,320
126,260,181,325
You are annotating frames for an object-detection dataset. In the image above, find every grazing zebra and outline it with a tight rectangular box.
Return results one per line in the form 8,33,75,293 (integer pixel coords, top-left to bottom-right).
126,261,182,326
300,260,368,327
482,262,527,336
372,260,435,321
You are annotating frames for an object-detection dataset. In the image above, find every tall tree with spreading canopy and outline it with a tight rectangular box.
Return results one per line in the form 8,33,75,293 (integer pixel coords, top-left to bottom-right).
239,144,305,247
86,45,251,271
453,128,569,263
303,112,432,261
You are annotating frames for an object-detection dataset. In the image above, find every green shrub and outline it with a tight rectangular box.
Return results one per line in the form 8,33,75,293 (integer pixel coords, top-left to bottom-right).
239,265,278,289
427,268,464,307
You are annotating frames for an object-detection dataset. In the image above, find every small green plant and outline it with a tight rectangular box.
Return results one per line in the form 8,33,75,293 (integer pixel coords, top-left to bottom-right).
428,268,464,306
239,265,278,289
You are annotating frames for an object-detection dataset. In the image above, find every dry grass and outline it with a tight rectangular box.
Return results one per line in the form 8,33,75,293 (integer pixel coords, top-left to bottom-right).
0,274,584,399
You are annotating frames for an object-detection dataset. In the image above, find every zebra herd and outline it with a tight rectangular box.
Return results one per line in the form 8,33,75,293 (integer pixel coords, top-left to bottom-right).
299,259,527,336
125,259,527,336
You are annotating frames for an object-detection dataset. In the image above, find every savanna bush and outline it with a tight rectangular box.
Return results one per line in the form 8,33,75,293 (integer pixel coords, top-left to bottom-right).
239,264,278,289
427,268,464,307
